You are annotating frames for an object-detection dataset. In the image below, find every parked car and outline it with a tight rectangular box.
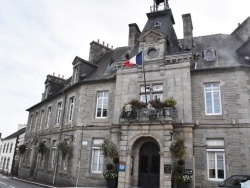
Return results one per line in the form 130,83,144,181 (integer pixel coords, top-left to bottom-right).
218,174,250,187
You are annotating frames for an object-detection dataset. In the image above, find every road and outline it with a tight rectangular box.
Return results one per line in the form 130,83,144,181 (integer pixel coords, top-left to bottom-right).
0,174,54,188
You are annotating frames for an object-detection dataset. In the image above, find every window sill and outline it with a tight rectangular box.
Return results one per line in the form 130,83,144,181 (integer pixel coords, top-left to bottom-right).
92,118,109,123
204,114,225,120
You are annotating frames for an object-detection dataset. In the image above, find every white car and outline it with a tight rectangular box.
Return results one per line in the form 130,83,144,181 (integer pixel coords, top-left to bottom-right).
218,174,250,187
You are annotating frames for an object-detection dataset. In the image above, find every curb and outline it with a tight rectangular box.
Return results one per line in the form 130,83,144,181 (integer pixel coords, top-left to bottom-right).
13,177,56,188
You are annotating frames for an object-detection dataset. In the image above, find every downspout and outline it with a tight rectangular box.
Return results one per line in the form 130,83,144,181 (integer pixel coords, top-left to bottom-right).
53,91,67,185
76,125,84,187
11,135,19,178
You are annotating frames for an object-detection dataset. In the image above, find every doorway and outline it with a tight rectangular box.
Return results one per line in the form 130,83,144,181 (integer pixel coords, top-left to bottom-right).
138,142,160,188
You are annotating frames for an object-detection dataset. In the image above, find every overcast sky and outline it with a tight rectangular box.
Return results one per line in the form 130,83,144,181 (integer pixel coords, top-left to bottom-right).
0,0,249,138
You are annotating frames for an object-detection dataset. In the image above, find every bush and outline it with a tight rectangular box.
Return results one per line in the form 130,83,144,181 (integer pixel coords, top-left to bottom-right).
18,144,26,155
177,159,185,166
113,157,119,164
101,139,118,158
170,139,186,158
106,163,114,171
163,97,177,107
176,165,184,173
58,141,70,160
38,142,48,159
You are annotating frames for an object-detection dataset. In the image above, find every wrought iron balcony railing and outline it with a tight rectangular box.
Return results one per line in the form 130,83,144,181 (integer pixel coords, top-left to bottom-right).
120,107,178,122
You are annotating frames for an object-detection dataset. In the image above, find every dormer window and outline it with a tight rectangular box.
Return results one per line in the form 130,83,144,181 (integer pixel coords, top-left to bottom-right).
73,67,79,83
106,58,116,73
202,47,217,62
44,86,49,99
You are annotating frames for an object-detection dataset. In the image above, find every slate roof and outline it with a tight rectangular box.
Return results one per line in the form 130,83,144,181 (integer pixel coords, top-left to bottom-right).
3,127,26,140
85,46,130,81
191,34,243,70
26,8,249,111
140,9,180,53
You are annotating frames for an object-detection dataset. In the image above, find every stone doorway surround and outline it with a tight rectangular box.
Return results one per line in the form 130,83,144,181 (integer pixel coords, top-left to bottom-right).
117,123,173,188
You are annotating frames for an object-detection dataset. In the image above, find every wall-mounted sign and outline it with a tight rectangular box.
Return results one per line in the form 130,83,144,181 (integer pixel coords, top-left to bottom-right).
119,162,126,171
164,164,171,173
82,141,88,145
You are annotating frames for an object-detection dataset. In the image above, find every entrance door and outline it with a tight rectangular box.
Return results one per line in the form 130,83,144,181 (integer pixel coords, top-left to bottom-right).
138,142,160,188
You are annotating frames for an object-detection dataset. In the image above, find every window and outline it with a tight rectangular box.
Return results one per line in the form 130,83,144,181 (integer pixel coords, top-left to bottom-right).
74,67,78,83
45,86,49,99
91,148,104,173
2,158,6,169
6,157,10,170
91,139,104,173
68,97,75,121
56,102,62,125
96,91,108,118
29,115,33,132
140,94,151,103
51,140,57,168
6,143,9,153
3,144,6,153
153,94,163,101
140,84,163,102
9,143,13,153
207,139,225,181
0,157,3,168
40,110,44,130
204,83,222,115
51,148,56,168
39,141,46,167
47,106,52,127
34,112,38,131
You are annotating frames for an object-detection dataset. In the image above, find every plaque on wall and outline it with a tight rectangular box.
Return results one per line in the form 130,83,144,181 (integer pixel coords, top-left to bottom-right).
164,164,171,173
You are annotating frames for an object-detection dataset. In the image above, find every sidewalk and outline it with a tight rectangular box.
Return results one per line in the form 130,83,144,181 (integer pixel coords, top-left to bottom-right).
13,176,106,188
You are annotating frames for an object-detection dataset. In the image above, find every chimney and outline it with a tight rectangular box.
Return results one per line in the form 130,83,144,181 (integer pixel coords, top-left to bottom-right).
89,40,112,64
182,13,193,51
128,23,141,48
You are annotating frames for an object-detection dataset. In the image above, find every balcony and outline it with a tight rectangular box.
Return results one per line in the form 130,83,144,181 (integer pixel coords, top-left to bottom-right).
120,107,178,122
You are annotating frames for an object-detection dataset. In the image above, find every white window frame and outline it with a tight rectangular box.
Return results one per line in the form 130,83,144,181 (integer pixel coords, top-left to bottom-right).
140,86,150,92
207,149,226,181
68,97,75,121
204,83,222,115
152,93,163,101
39,110,44,130
47,107,52,127
34,112,38,131
95,91,108,118
91,147,103,173
56,102,62,125
140,94,150,103
152,84,163,91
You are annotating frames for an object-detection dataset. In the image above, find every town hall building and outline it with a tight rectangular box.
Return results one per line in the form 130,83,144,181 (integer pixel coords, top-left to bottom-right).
18,0,250,187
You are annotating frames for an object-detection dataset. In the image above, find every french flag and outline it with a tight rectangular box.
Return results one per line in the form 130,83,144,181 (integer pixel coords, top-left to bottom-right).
123,51,143,68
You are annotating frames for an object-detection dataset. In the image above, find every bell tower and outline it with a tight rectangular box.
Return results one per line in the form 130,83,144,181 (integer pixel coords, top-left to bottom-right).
151,0,169,12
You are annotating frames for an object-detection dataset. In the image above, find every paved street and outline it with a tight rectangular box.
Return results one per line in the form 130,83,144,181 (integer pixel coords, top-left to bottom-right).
0,174,55,188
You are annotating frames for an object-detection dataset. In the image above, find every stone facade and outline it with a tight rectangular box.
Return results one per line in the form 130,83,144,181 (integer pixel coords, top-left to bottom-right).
19,1,250,188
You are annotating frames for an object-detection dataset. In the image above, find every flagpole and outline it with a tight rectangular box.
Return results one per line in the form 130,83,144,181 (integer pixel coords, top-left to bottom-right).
142,51,148,106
